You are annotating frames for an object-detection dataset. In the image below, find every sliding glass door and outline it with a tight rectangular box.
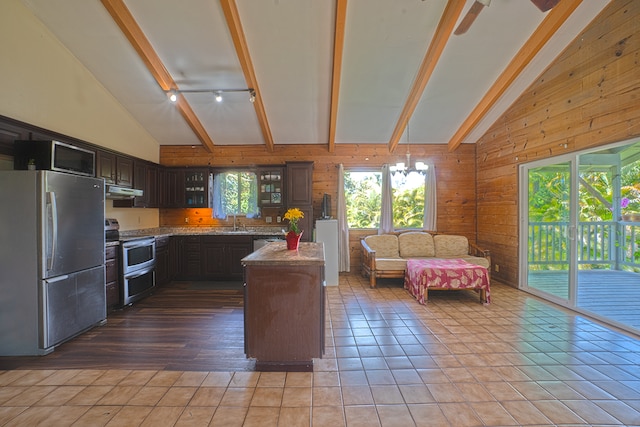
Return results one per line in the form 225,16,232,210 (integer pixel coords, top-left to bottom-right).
519,139,640,333
521,158,576,305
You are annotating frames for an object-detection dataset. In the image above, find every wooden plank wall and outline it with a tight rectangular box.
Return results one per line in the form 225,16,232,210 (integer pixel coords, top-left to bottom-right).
475,0,640,287
160,143,477,272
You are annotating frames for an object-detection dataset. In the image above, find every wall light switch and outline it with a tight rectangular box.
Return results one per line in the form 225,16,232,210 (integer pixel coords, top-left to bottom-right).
265,216,272,223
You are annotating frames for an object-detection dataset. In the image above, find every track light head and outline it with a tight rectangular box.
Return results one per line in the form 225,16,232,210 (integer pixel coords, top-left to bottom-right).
215,92,223,102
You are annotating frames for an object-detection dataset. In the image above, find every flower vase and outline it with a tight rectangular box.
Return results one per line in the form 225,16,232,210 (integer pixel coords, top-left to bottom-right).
286,230,303,250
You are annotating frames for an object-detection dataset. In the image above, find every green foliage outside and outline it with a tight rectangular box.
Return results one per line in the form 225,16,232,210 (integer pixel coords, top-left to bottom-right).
344,172,381,228
344,171,425,229
528,157,640,272
393,185,425,228
222,171,256,215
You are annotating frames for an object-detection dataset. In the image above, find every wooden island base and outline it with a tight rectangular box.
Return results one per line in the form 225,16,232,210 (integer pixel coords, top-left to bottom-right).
255,360,314,372
242,242,325,371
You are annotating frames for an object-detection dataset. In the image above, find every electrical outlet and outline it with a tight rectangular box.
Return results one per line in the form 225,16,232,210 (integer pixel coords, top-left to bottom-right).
494,264,499,272
184,217,189,224
265,216,272,223
276,216,281,223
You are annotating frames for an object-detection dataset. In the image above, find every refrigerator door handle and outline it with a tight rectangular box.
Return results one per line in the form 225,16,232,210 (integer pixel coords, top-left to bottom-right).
47,191,58,272
45,274,69,283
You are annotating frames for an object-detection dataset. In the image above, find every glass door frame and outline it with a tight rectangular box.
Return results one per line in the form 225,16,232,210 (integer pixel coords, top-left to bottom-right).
518,153,579,307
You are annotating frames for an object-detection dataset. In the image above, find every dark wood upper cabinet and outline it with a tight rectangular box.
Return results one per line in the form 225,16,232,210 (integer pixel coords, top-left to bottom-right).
258,167,285,208
286,161,313,241
97,150,133,187
183,168,209,208
132,160,159,208
160,168,185,208
286,161,314,206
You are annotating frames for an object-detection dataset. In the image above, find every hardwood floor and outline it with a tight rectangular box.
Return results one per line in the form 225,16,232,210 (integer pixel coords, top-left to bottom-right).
0,282,255,372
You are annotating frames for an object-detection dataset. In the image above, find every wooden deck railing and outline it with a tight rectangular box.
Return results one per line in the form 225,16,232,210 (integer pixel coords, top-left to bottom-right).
528,220,640,271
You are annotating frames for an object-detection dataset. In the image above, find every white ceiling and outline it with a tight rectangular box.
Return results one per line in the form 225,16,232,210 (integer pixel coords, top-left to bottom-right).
20,0,610,150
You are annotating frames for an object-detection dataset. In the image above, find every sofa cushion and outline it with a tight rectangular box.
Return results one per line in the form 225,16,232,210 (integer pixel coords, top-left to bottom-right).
364,234,399,258
398,232,435,258
375,258,407,271
434,234,469,258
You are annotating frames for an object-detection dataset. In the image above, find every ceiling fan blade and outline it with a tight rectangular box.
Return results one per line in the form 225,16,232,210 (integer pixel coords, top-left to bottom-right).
454,1,487,36
530,0,561,12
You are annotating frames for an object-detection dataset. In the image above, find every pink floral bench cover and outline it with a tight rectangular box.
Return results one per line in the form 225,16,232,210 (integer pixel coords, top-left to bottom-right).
404,258,490,304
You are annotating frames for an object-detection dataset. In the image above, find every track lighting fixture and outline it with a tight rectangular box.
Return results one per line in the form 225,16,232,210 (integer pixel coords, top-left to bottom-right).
164,88,256,103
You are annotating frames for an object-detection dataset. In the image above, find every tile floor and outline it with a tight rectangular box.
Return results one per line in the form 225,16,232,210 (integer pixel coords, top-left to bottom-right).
2,274,640,426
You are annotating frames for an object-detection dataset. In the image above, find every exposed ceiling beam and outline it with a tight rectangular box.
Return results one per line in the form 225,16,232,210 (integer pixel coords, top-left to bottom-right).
447,0,583,152
388,0,466,153
220,0,274,152
100,0,216,153
328,0,348,153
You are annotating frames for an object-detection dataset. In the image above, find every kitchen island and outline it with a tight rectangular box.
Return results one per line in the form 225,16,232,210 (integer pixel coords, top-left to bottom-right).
242,242,325,371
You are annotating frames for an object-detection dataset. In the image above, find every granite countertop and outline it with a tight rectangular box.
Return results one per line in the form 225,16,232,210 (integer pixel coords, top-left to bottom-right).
119,226,287,240
241,242,325,266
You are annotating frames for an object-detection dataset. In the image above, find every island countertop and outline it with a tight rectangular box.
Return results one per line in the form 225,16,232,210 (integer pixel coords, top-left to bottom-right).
242,242,324,266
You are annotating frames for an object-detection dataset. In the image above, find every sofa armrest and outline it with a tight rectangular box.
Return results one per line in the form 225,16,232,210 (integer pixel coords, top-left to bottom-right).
361,239,377,271
469,242,491,267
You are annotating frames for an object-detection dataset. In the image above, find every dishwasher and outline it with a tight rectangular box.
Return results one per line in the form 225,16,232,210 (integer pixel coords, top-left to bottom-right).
253,237,285,251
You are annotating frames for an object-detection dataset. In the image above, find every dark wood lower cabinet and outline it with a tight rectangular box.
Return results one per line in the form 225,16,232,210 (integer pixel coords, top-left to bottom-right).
175,235,252,281
155,236,171,287
105,245,120,311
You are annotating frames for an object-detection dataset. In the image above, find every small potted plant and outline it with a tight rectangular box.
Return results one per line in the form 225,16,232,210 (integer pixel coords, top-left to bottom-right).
284,208,304,250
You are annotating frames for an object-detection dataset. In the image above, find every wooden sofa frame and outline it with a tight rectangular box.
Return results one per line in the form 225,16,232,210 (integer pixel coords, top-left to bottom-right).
360,231,491,288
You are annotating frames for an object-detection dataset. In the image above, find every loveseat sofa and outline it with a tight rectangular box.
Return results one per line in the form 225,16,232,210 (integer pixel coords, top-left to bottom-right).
361,231,491,287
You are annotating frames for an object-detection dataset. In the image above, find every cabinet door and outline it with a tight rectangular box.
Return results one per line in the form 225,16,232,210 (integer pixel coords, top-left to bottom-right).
184,168,209,207
147,165,159,208
160,169,185,208
155,236,170,286
286,162,313,206
133,161,148,208
97,151,116,184
116,156,133,187
298,206,314,242
105,246,120,311
202,240,225,278
228,243,252,278
184,237,202,278
258,167,284,207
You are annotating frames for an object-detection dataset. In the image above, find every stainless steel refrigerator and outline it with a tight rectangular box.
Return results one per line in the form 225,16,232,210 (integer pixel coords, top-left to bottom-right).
0,170,106,355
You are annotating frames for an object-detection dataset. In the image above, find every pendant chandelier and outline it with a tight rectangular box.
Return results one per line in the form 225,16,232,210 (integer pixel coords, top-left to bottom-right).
390,123,427,176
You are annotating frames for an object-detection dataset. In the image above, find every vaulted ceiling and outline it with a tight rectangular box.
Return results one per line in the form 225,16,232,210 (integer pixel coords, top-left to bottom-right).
20,0,609,153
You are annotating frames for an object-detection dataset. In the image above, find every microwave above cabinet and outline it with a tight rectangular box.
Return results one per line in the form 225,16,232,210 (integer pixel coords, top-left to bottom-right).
14,140,95,177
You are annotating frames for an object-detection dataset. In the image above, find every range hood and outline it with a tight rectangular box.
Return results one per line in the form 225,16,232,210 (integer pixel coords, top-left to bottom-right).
106,185,143,200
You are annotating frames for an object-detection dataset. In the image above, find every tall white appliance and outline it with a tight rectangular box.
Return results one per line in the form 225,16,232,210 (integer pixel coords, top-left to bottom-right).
315,219,339,286
0,170,106,355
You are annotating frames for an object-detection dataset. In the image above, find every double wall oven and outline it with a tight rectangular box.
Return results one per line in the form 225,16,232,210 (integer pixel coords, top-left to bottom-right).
106,218,156,306
121,237,156,305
